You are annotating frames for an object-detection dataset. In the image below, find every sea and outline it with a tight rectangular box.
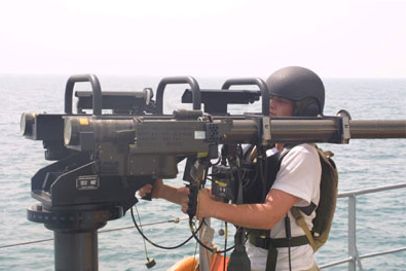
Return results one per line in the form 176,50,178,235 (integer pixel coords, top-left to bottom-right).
0,75,405,271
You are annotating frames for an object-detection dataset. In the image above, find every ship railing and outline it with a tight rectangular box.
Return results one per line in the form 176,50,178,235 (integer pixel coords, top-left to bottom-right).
319,182,406,270
3,183,406,270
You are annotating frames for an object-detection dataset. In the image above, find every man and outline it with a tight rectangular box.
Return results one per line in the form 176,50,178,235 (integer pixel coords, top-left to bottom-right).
196,66,324,271
140,66,325,271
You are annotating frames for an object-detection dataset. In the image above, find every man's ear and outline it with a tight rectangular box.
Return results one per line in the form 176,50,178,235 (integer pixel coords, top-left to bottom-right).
294,98,321,116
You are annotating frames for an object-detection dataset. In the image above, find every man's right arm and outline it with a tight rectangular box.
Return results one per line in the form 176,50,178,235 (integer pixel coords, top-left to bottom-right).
138,179,189,206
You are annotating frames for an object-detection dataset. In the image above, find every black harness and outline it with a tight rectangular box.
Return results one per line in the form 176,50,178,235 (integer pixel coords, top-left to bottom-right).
245,146,317,271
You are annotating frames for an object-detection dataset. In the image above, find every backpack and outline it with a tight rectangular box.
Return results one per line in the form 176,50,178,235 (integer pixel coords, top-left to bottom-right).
243,144,338,252
290,146,338,251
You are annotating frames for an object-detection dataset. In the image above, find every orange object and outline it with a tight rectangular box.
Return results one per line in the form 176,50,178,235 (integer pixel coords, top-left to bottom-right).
168,256,198,271
168,254,229,271
209,253,229,271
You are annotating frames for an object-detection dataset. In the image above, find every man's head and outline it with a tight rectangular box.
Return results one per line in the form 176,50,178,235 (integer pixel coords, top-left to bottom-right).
266,66,325,117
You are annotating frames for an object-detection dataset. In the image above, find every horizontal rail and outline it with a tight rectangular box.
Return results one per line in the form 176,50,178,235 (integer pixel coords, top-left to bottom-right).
320,247,406,269
338,183,406,197
359,246,406,260
320,182,406,270
319,257,353,269
0,216,188,249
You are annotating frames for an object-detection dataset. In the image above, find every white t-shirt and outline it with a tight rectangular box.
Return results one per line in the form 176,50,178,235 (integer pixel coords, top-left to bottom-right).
246,143,322,271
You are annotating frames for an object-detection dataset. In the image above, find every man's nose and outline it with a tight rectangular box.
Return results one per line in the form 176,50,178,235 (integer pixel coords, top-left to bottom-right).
269,100,276,110
269,103,275,116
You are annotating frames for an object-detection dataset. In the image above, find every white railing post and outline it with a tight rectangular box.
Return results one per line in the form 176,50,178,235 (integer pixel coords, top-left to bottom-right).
348,195,357,271
319,183,406,270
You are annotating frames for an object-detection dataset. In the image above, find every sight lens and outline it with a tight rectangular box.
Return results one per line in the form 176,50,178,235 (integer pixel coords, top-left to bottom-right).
20,112,35,136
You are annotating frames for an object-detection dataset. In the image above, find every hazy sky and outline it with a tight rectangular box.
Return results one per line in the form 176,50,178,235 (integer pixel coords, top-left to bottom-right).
1,0,405,78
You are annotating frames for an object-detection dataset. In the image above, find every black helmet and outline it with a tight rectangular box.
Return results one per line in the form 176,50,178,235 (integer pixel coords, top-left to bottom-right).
266,66,325,116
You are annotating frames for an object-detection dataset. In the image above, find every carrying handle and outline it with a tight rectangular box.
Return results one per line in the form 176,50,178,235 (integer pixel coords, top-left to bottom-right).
221,78,269,115
65,74,102,116
156,76,201,115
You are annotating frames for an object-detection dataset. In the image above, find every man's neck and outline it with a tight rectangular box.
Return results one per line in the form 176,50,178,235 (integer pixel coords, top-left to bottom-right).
275,143,284,152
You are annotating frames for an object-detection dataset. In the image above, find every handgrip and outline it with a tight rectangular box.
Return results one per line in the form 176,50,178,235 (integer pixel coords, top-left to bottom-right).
156,76,201,115
140,179,160,201
187,184,199,219
141,193,152,201
65,74,102,116
221,78,269,115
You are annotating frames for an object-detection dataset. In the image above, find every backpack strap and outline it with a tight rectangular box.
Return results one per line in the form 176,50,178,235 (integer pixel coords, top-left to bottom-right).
296,202,317,216
288,143,319,251
290,146,338,252
267,144,317,251
290,207,317,251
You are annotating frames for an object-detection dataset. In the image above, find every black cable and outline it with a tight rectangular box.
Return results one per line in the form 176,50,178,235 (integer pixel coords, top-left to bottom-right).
285,215,292,271
223,222,228,271
131,207,199,250
288,243,292,271
134,206,152,260
210,156,222,166
188,218,235,254
134,206,157,268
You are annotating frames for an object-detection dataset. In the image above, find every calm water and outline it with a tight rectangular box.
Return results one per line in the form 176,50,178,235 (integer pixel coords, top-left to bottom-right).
0,75,405,271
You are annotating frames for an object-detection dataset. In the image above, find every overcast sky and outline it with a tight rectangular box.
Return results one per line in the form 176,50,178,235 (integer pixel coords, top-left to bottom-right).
1,0,405,78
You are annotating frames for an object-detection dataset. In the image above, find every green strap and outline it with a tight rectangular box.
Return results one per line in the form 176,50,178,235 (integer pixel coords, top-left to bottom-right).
291,207,317,251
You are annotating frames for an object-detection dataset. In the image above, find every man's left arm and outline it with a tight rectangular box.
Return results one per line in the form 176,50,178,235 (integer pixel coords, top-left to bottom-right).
195,188,300,230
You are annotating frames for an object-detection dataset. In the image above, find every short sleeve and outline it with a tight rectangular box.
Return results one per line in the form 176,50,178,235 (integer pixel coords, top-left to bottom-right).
271,144,321,206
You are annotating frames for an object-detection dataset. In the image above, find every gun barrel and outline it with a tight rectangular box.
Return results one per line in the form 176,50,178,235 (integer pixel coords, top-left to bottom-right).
64,116,406,152
225,118,406,144
350,120,406,139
